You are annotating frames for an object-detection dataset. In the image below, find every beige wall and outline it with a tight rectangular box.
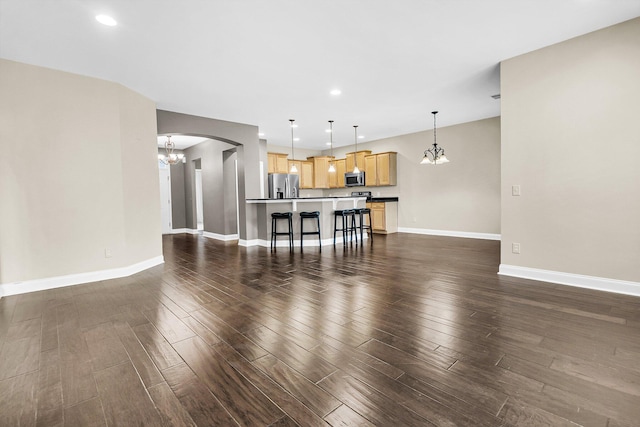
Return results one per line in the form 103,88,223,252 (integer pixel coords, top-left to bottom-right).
0,59,162,285
332,117,501,235
501,17,640,282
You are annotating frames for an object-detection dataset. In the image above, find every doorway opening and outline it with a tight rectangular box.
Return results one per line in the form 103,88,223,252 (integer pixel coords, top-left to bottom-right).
194,159,204,233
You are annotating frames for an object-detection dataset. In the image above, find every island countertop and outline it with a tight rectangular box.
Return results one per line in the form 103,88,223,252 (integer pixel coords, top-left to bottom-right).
244,196,368,247
246,196,367,202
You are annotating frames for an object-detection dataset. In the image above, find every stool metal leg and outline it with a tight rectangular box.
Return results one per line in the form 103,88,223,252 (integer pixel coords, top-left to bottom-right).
317,216,322,251
289,216,293,251
271,217,275,250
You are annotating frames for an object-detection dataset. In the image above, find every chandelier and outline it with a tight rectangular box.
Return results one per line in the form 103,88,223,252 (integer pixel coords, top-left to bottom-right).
158,136,185,165
420,111,449,165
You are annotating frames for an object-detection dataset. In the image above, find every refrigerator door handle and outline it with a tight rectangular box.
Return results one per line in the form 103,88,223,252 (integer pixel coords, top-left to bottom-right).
284,177,288,198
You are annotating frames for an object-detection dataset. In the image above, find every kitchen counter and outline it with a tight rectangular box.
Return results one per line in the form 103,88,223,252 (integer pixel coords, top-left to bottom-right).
369,197,399,203
245,197,368,247
246,196,366,211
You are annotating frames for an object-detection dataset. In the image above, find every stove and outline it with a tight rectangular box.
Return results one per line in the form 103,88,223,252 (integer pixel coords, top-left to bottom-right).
351,191,372,201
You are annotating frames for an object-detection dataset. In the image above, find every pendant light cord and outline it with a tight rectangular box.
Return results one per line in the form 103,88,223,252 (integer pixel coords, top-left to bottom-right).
354,125,359,169
289,119,295,161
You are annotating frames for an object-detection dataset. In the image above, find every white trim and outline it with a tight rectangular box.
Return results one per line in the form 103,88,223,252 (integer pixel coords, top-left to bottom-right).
398,227,501,241
239,235,367,248
0,256,165,297
238,239,261,247
166,228,199,235
498,264,640,297
202,232,239,241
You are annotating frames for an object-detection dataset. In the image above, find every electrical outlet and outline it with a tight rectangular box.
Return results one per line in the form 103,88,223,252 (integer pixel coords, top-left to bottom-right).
105,248,112,258
512,243,521,254
512,185,521,196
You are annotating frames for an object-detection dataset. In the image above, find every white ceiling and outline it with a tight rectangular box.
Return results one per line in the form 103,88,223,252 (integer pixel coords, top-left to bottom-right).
1,1,639,150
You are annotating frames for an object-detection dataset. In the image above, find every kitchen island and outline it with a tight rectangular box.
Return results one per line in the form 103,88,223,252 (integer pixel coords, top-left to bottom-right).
245,196,367,247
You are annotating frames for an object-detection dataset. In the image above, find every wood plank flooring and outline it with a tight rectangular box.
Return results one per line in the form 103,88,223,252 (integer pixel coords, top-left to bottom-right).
1,233,640,426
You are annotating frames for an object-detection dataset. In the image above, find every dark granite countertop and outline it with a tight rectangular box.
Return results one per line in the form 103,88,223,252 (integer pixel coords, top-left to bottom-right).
369,197,399,203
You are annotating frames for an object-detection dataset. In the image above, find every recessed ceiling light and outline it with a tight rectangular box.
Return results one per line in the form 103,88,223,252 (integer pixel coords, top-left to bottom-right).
291,124,298,128
258,132,265,137
293,138,300,141
96,14,117,26
358,135,365,139
326,142,332,146
330,89,342,96
325,129,332,133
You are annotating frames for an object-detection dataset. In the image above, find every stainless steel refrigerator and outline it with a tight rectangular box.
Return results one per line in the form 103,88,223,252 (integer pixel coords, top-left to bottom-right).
268,174,299,199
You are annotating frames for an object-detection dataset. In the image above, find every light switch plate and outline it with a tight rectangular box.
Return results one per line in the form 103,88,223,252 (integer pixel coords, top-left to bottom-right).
512,185,521,196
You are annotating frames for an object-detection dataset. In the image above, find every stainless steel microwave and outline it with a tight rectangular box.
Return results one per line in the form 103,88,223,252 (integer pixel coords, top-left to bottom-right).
345,171,365,187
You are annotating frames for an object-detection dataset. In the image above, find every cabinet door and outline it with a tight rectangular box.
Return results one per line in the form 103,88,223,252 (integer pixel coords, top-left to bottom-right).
345,153,355,173
276,154,289,173
356,151,370,172
345,151,371,173
328,159,338,188
311,156,332,189
376,152,397,186
370,202,386,231
365,155,377,186
267,153,277,174
336,159,346,188
301,161,314,188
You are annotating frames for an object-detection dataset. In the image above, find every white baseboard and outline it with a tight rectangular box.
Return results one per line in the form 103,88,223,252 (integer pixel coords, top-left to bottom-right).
0,256,165,298
240,234,367,248
167,228,199,235
499,264,640,297
202,232,239,241
398,227,501,241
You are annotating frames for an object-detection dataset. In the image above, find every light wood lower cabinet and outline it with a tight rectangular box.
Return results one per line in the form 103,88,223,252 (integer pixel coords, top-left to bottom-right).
366,201,398,234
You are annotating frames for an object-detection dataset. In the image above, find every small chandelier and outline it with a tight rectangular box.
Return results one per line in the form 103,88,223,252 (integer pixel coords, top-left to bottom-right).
158,135,185,165
353,125,360,173
289,119,298,173
420,111,449,165
328,120,336,173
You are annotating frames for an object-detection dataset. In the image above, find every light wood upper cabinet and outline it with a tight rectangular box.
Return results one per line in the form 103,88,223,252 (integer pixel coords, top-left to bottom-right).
365,152,397,186
307,156,334,189
268,152,289,174
365,155,377,186
329,158,346,188
300,160,314,189
287,160,313,189
346,150,372,173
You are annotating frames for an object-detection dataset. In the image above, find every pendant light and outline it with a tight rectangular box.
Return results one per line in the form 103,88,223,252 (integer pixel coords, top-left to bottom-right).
353,125,360,173
289,119,298,173
420,111,450,165
328,120,336,173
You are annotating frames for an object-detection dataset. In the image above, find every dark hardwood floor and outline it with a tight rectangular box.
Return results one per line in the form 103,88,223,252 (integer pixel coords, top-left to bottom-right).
1,233,640,426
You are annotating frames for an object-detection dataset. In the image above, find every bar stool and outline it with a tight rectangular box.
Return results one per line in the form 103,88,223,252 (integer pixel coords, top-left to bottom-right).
271,212,293,251
333,209,357,247
300,211,321,251
354,207,373,245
